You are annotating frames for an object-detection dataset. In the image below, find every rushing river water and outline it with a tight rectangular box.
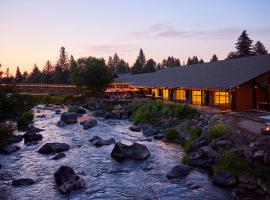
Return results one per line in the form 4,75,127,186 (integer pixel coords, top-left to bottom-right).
0,105,232,200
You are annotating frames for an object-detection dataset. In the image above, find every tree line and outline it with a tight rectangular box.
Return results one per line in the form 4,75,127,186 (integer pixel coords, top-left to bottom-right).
0,30,268,86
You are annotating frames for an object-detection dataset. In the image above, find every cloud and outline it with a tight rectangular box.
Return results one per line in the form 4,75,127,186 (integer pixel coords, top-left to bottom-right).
130,24,270,40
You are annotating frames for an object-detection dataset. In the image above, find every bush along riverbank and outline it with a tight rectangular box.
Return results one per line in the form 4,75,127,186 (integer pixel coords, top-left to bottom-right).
87,98,270,199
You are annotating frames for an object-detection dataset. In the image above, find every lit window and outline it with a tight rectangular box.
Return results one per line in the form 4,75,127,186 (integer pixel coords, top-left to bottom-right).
163,89,169,100
214,92,229,105
152,88,159,97
192,91,202,104
175,90,186,100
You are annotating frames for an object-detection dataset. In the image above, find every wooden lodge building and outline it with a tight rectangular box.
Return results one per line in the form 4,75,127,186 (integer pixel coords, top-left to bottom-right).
114,55,270,112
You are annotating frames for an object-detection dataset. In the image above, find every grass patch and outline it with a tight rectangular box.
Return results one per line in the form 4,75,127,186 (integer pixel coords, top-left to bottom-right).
208,123,228,139
18,111,34,131
165,128,178,140
184,127,201,152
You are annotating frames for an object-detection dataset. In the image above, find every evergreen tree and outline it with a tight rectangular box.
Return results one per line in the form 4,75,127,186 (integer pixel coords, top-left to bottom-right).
28,64,42,83
15,66,23,83
210,54,218,62
116,59,129,74
253,41,268,55
186,56,200,65
58,46,69,70
69,55,79,84
235,30,253,57
112,53,120,72
42,60,54,83
107,56,114,72
137,49,146,66
144,59,156,73
131,49,146,74
22,71,29,82
5,68,9,78
199,59,204,64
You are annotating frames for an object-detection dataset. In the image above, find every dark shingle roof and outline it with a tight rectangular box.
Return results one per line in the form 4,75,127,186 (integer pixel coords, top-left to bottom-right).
115,55,270,89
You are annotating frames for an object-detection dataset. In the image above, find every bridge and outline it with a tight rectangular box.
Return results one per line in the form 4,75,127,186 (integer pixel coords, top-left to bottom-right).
0,83,80,95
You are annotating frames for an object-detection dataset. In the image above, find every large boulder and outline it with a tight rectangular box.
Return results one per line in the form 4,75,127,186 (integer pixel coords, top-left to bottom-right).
213,171,237,186
238,174,257,189
142,127,158,137
23,132,43,143
60,112,78,124
12,178,35,186
54,166,85,194
111,142,150,160
38,143,70,154
80,119,97,129
231,187,253,200
166,164,191,179
7,135,23,144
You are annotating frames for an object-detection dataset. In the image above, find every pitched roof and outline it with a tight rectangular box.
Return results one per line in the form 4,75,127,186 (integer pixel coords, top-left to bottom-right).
115,55,270,90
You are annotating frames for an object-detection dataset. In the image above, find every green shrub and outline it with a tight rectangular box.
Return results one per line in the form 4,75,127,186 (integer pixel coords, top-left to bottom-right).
18,111,34,131
184,127,201,152
208,123,228,139
213,151,250,176
0,126,13,142
182,155,191,164
103,104,114,112
132,101,196,124
165,128,178,140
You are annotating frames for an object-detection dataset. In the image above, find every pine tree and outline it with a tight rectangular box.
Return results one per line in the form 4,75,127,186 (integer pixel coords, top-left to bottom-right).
112,53,120,72
235,30,253,57
58,46,69,70
253,41,268,55
131,49,146,74
210,54,218,62
15,66,23,83
28,64,42,83
42,60,54,83
199,59,204,64
69,55,79,84
22,71,29,82
144,59,156,73
107,56,114,71
5,68,9,78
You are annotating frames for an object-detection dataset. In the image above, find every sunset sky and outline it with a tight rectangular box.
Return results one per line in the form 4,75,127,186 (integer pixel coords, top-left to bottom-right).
0,0,270,74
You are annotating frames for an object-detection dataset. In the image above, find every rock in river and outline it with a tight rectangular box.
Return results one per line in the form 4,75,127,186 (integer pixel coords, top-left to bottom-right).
111,142,150,160
166,164,192,179
54,166,85,194
38,143,70,154
23,132,43,143
213,171,237,186
1,145,20,154
129,126,141,132
26,126,44,134
80,119,97,129
12,178,35,186
60,112,78,124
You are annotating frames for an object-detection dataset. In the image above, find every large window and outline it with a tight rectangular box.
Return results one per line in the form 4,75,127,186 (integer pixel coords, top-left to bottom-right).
214,92,229,105
163,89,169,100
192,90,202,104
175,90,186,101
152,88,159,97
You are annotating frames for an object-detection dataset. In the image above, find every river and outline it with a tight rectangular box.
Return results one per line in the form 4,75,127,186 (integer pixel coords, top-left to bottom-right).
0,105,232,200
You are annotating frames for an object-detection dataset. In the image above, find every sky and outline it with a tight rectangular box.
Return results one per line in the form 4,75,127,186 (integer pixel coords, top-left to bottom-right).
0,0,270,74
